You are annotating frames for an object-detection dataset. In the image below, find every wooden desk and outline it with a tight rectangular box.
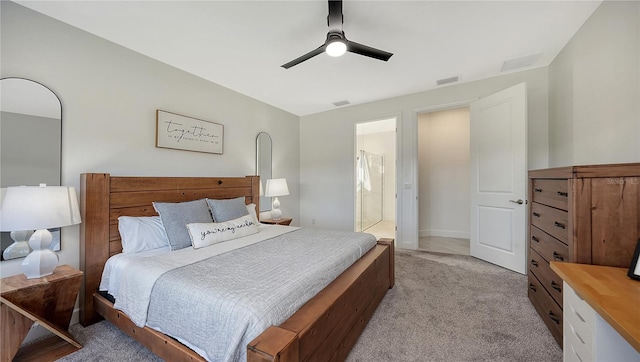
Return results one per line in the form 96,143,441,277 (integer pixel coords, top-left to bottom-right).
550,262,640,354
1,265,83,362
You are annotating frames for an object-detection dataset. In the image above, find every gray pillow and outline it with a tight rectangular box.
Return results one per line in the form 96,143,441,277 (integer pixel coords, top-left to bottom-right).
153,199,213,250
206,197,249,222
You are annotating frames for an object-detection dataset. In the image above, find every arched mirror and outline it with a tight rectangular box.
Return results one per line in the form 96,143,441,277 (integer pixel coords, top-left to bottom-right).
256,132,272,212
1,78,62,260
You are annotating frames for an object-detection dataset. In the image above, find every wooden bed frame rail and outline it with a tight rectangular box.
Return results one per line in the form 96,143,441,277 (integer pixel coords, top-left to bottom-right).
79,173,394,361
248,238,394,361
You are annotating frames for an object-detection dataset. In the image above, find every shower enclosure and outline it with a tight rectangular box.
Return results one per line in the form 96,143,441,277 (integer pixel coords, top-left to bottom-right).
356,150,384,232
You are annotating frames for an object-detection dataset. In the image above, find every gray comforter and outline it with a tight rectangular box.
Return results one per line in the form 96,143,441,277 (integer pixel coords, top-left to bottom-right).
145,228,377,362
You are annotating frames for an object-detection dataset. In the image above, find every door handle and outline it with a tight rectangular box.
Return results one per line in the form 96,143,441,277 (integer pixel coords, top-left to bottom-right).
509,199,524,205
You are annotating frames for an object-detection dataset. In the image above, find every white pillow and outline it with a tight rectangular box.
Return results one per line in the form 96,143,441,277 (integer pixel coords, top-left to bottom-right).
186,215,259,249
118,216,170,254
246,203,260,225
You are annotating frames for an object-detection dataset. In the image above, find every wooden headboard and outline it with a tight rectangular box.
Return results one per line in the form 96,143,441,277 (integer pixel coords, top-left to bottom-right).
79,173,261,326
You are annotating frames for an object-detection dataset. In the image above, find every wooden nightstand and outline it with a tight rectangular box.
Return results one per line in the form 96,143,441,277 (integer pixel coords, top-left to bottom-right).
1,264,83,362
260,218,293,226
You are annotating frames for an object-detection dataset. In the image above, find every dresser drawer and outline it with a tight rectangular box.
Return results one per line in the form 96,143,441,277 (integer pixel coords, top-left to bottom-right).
530,226,569,263
564,282,596,361
532,179,569,211
528,273,563,346
531,203,569,244
564,282,595,331
564,324,593,362
565,308,594,354
529,248,564,307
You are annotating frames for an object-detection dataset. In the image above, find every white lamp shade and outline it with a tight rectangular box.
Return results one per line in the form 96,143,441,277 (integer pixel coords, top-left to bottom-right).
264,178,289,198
0,185,82,231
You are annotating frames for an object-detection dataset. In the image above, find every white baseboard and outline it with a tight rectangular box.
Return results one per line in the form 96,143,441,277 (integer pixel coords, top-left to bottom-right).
419,229,470,239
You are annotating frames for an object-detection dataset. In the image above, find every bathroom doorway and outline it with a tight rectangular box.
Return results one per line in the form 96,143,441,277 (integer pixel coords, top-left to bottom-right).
355,118,397,240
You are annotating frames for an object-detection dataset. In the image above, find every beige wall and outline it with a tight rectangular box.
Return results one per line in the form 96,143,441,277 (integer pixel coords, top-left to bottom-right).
418,107,470,239
548,1,640,166
0,2,301,279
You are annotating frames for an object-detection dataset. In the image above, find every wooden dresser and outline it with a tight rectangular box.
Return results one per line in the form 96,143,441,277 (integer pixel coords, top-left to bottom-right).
527,163,640,346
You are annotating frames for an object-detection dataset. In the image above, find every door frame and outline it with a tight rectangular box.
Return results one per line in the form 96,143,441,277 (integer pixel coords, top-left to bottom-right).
353,115,400,243
410,99,478,250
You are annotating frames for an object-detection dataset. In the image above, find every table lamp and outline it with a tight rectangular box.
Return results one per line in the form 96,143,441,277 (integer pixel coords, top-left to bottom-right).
265,178,289,220
0,184,81,278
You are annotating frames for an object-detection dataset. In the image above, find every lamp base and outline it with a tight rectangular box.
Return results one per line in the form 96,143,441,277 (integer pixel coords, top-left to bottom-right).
271,197,283,220
3,230,34,260
21,229,59,279
3,241,31,260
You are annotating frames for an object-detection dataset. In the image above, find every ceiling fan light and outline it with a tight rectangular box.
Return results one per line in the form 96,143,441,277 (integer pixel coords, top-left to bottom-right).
326,40,347,57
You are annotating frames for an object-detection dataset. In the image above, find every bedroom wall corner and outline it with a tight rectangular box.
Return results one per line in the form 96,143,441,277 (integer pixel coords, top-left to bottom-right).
548,0,640,167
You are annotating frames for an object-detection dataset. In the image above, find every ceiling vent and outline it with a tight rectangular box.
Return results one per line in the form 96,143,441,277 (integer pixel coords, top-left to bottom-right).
501,53,541,72
333,100,350,107
436,76,459,86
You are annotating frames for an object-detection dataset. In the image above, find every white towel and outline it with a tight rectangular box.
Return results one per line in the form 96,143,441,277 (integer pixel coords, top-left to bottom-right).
357,152,371,192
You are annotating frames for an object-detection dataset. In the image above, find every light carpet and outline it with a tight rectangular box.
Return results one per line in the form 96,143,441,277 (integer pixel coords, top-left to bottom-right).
59,249,561,361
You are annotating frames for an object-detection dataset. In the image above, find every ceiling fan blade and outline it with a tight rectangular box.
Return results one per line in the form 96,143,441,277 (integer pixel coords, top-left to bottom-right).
327,0,343,30
346,40,393,62
281,45,326,69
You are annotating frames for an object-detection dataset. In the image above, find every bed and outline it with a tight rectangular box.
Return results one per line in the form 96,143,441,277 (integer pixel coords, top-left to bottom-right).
79,173,394,361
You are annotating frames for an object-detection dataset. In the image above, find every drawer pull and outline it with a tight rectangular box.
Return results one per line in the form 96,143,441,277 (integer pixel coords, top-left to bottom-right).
552,252,564,261
548,311,560,324
532,212,541,217
571,305,586,323
531,259,539,267
554,221,565,229
532,236,540,242
528,283,536,292
551,280,562,293
534,188,543,192
557,191,568,197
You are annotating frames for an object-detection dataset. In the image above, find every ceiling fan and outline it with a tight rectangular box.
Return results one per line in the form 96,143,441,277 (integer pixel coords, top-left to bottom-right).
281,0,393,69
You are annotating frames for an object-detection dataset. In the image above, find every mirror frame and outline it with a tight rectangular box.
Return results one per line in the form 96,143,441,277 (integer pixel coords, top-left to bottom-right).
256,132,273,212
1,77,63,261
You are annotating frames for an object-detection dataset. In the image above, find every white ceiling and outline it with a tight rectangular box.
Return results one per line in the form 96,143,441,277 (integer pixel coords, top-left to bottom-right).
15,0,601,116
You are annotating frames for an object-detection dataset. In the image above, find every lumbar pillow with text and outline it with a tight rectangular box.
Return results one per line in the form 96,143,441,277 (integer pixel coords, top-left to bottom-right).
186,215,259,249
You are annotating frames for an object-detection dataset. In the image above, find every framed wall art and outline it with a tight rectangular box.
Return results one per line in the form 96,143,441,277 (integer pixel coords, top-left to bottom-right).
156,110,223,154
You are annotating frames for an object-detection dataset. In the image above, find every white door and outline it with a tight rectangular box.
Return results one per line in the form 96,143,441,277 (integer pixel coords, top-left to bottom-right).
470,83,527,274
